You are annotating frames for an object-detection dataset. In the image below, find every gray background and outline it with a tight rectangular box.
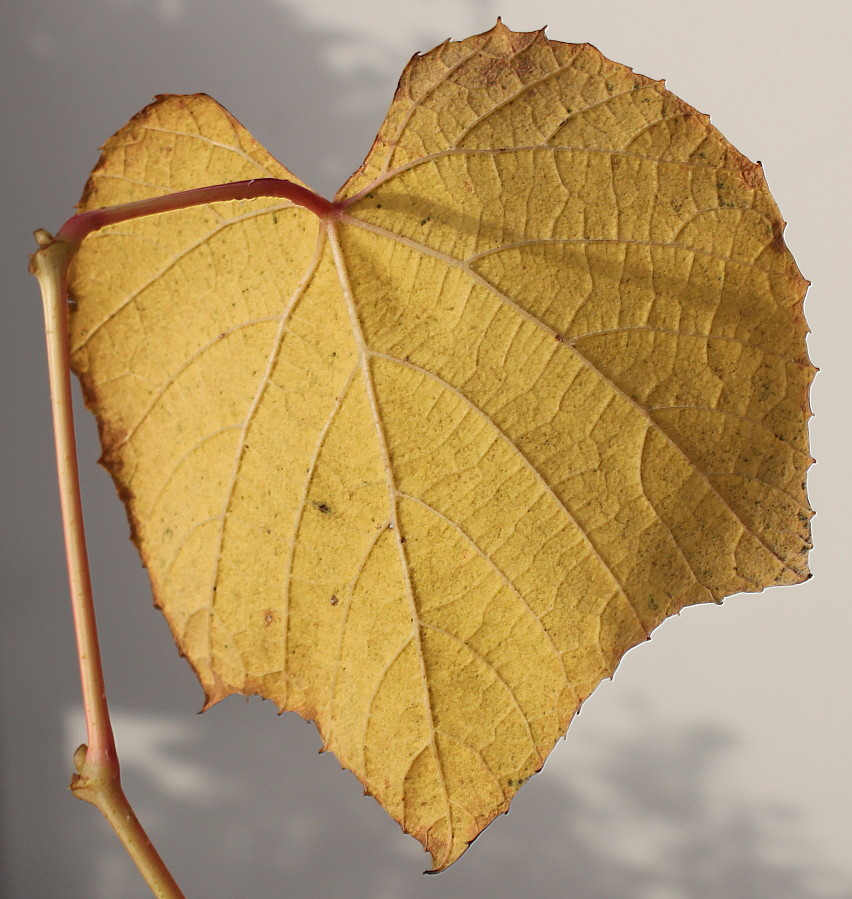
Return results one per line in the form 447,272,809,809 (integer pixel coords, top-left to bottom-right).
3,1,851,896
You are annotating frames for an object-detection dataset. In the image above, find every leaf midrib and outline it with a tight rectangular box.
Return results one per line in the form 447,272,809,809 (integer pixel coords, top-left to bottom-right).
325,220,454,849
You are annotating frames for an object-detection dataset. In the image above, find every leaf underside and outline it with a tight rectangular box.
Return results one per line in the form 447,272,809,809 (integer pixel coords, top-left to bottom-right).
68,22,813,869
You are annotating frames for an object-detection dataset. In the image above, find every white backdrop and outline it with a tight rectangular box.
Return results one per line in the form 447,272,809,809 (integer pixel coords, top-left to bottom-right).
3,1,850,896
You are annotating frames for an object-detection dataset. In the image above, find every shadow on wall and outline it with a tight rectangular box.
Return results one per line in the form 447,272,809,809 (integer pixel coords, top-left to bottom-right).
64,703,851,899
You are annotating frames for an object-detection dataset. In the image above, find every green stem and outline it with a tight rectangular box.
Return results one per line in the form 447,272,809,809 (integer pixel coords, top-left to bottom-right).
30,231,185,899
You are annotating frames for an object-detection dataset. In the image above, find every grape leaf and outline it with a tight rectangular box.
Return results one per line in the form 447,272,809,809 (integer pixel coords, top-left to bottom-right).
67,21,813,869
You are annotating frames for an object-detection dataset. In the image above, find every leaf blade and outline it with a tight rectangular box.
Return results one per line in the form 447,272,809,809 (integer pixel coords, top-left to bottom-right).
68,24,813,871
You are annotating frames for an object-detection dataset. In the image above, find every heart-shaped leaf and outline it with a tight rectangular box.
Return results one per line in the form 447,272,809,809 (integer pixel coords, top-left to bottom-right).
67,22,813,869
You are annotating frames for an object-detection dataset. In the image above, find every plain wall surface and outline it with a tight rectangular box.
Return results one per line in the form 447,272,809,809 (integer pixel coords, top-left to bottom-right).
2,1,850,896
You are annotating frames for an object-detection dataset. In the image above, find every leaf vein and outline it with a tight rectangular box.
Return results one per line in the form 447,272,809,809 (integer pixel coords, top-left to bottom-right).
398,491,577,699
282,362,360,683
466,236,771,270
360,635,415,774
369,350,645,633
450,52,585,148
203,228,326,675
347,218,802,578
572,326,811,367
111,317,280,455
144,425,242,519
434,729,507,801
379,45,483,177
341,143,750,208
72,203,297,352
648,404,813,460
139,124,277,177
327,222,453,829
326,525,390,749
419,621,541,763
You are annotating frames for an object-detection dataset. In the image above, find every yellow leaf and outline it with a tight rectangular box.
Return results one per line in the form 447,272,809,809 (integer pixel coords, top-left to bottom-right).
67,22,813,869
